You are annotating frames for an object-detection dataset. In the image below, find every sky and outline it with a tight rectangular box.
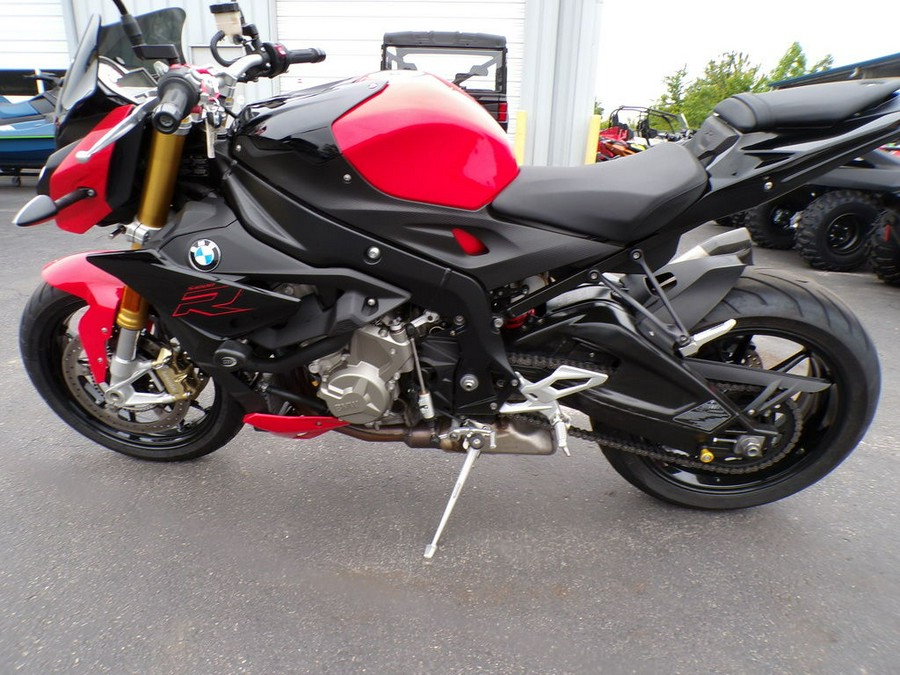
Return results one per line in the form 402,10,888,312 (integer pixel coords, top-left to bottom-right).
594,0,900,111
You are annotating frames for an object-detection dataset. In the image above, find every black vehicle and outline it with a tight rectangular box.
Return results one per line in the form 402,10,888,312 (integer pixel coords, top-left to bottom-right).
742,149,900,271
868,206,900,283
13,1,897,558
381,30,508,130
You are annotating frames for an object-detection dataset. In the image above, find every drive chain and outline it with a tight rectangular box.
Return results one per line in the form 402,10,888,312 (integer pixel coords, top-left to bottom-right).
508,352,802,475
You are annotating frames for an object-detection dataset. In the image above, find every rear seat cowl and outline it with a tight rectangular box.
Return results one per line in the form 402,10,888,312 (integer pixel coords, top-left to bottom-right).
713,78,900,132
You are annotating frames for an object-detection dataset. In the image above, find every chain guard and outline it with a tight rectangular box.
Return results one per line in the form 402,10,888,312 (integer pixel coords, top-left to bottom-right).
508,353,803,475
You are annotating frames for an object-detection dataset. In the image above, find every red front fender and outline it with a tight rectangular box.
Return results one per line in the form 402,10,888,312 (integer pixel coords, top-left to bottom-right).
42,252,124,383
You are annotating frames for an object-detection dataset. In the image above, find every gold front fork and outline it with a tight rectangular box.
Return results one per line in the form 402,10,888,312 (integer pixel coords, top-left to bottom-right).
116,130,187,332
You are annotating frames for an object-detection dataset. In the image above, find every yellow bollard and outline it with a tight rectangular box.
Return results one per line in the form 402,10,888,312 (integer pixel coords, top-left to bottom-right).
584,114,602,165
514,111,527,165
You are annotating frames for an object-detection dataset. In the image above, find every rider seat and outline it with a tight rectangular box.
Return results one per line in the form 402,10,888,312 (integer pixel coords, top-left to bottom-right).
491,143,708,242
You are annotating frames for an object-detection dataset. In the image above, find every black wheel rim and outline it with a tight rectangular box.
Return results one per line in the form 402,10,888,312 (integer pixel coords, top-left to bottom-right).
770,207,795,233
642,326,842,495
825,214,865,255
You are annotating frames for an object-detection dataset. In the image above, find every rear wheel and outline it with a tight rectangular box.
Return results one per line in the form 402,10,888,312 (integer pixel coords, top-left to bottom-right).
599,269,880,509
795,190,879,271
868,208,900,285
20,283,245,461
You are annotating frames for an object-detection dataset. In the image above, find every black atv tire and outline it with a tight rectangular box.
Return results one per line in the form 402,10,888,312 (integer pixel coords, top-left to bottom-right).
868,208,900,285
744,190,815,249
599,269,880,510
795,190,880,271
713,212,745,228
20,283,246,461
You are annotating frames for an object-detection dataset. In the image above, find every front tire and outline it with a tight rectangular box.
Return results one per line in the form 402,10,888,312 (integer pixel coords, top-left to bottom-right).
20,283,246,461
600,269,880,509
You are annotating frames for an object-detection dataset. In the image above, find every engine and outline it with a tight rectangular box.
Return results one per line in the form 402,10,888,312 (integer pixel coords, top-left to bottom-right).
308,322,414,424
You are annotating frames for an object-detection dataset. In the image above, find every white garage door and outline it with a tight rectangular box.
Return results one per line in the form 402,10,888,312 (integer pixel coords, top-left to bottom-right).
0,0,70,70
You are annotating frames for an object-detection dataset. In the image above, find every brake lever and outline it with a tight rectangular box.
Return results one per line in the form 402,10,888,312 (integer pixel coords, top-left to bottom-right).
75,97,157,164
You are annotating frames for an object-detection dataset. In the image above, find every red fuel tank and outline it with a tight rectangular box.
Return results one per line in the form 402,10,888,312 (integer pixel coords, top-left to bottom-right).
332,71,519,210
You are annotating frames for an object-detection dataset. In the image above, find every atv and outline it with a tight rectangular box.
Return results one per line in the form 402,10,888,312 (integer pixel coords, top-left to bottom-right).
742,148,900,271
596,106,691,162
381,31,508,130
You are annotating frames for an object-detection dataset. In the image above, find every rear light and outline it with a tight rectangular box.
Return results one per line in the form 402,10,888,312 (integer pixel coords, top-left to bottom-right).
498,102,508,124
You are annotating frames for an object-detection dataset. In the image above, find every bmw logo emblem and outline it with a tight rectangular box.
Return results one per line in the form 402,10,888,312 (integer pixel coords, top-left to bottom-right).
189,239,221,272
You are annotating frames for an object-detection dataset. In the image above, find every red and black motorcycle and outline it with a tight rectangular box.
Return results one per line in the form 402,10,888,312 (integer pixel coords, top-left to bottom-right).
14,2,897,557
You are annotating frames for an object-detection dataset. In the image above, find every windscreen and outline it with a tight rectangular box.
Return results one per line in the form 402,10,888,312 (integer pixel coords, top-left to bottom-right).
57,8,186,122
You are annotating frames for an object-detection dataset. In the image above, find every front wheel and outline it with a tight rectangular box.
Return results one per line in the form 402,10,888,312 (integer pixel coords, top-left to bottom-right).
600,269,880,509
20,283,246,461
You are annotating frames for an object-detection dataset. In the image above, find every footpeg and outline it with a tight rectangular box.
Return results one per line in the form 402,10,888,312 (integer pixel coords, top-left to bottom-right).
499,365,607,456
551,411,572,456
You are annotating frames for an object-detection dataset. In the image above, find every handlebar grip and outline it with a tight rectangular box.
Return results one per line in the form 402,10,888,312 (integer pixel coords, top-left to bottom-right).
152,71,201,134
286,48,326,65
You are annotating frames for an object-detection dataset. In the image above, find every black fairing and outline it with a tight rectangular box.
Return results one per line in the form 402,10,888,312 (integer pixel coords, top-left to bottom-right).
229,82,619,289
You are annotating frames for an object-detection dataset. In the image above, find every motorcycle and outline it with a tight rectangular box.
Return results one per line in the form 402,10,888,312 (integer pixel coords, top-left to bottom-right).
14,2,897,558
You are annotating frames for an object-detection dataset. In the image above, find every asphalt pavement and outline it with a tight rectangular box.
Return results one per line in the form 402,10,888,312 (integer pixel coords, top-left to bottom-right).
0,177,898,674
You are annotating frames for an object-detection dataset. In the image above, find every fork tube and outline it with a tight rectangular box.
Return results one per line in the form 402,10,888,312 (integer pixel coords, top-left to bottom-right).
116,130,187,332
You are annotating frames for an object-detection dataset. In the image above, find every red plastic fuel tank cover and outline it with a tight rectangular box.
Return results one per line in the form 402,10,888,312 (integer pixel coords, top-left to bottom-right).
332,72,519,211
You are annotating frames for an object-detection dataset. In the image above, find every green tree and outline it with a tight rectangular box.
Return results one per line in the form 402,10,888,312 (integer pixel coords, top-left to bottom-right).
679,52,765,127
767,41,833,83
657,65,688,111
655,43,834,128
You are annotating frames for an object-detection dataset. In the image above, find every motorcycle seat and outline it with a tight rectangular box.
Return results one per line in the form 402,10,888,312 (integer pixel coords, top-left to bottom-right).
0,101,40,120
491,142,708,242
714,78,900,132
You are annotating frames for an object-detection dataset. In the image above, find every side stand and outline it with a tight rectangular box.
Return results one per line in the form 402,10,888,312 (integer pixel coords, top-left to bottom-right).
423,444,481,560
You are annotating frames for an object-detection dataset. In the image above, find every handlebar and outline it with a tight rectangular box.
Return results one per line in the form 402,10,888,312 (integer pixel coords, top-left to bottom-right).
286,48,326,65
145,43,324,135
151,70,201,134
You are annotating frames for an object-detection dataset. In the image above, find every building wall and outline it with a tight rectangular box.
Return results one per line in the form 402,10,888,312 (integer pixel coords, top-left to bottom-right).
8,0,605,162
0,0,69,69
20,0,524,132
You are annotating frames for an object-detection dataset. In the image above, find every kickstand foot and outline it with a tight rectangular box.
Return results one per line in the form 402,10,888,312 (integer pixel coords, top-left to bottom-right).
423,445,481,560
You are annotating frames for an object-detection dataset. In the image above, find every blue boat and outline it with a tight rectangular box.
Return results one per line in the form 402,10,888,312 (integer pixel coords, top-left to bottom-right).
0,71,61,184
0,118,55,171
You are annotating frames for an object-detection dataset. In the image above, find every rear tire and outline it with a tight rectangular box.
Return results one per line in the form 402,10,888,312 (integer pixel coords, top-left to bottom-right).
868,208,900,285
20,283,245,461
600,269,880,509
795,189,879,271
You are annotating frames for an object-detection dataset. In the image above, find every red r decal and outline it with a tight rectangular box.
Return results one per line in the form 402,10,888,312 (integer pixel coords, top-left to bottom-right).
172,284,254,317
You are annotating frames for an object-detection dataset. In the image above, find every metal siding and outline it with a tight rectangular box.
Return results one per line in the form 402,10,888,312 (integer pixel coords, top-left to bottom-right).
0,0,69,69
274,0,525,136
